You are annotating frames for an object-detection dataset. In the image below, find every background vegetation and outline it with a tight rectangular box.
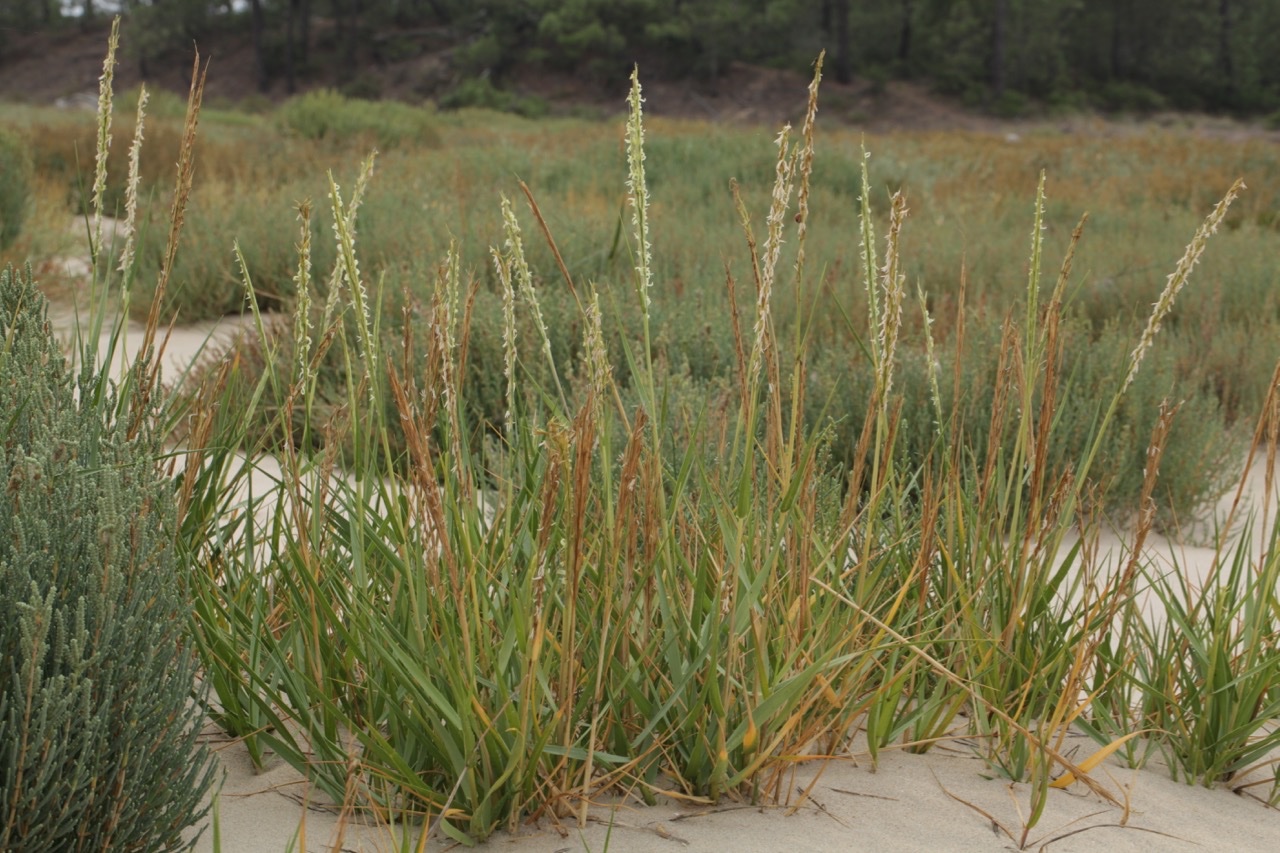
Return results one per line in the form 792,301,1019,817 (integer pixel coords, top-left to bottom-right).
4,74,1280,521
4,1,1280,116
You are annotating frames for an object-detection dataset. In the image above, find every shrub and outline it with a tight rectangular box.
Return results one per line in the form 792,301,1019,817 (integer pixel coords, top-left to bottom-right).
1095,81,1168,113
0,266,213,851
0,128,33,251
276,88,441,149
439,77,550,118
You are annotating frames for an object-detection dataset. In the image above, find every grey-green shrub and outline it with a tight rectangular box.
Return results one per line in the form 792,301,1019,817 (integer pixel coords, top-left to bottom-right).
276,88,441,149
0,129,33,251
0,265,213,851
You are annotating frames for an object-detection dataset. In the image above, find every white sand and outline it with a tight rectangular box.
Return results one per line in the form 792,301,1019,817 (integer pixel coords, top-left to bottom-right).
193,724,1280,852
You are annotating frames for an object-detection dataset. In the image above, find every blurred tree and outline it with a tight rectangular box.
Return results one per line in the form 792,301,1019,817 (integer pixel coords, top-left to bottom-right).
249,0,266,90
992,0,1006,97
5,0,1278,113
828,0,851,83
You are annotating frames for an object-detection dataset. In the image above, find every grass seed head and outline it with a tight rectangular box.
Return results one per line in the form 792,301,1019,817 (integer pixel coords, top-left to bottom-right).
117,82,147,279
1123,178,1245,395
626,66,653,317
91,17,120,267
292,199,314,388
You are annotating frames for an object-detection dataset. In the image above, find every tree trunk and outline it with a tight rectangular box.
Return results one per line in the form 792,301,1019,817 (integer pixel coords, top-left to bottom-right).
300,0,311,65
334,0,356,81
992,0,1008,97
833,0,851,84
897,0,914,65
1110,3,1123,80
285,0,298,94
250,0,268,92
424,0,452,23
349,0,363,70
1219,0,1235,100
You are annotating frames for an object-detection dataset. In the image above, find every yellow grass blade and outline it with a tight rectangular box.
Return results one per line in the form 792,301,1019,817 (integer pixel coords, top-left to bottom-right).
1050,731,1145,788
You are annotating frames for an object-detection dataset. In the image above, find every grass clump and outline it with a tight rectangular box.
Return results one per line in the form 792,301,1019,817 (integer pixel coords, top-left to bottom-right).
160,53,1277,846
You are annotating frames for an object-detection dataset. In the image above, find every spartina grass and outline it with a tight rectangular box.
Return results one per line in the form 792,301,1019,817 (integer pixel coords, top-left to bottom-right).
821,161,1251,840
176,60,903,843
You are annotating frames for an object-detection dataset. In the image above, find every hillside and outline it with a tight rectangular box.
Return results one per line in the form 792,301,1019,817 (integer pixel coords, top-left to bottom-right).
0,17,1248,138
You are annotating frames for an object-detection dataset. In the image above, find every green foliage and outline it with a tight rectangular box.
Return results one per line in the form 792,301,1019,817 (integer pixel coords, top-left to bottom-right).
439,77,550,117
0,129,32,251
1095,81,1169,114
0,266,213,851
276,88,441,149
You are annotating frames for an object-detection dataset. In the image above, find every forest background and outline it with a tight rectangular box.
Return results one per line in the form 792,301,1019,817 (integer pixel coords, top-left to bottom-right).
3,1,1280,120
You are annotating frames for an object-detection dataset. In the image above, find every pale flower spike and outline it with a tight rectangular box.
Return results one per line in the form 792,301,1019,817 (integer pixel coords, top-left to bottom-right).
292,200,314,388
877,192,908,403
918,283,943,427
327,165,376,371
117,83,148,278
793,51,823,280
626,67,653,317
1122,178,1245,395
493,245,518,436
750,124,795,385
91,17,120,269
501,196,560,403
437,241,462,413
858,144,880,361
584,285,612,415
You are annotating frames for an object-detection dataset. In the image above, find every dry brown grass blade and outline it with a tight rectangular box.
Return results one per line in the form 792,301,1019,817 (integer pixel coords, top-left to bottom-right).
518,179,579,308
1027,213,1086,524
1219,358,1280,542
1034,822,1196,852
932,769,1017,844
724,264,748,403
978,316,1018,507
143,49,207,360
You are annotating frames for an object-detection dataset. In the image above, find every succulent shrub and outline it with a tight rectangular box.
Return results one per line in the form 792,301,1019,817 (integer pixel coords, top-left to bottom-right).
0,129,33,251
0,265,213,851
